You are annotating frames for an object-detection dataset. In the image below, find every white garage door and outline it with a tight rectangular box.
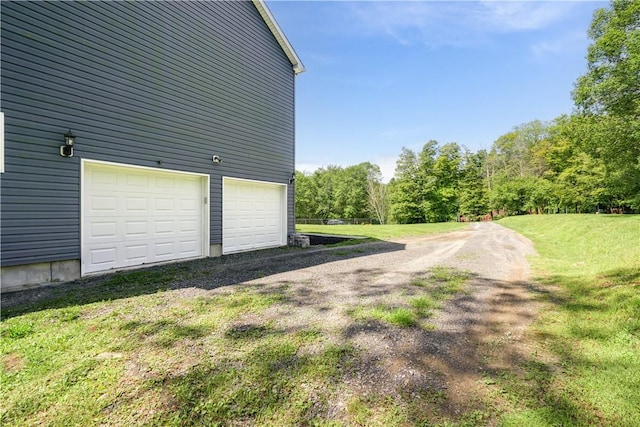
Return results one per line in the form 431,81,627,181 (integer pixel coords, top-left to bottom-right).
223,178,286,254
82,161,209,275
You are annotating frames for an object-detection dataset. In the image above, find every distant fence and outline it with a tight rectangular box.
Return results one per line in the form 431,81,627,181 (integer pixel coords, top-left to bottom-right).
295,218,379,225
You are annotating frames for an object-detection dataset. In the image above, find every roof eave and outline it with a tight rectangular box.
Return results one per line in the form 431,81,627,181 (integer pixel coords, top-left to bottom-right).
252,0,305,75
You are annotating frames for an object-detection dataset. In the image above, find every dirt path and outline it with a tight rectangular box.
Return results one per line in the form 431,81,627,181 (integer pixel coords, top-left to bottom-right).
225,222,539,417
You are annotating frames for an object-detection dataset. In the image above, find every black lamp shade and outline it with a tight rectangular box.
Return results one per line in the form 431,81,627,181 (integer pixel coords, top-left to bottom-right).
64,130,75,146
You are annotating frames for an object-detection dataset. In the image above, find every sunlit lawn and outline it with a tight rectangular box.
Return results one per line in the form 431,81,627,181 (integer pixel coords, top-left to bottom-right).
497,214,640,426
296,222,468,240
3,216,638,426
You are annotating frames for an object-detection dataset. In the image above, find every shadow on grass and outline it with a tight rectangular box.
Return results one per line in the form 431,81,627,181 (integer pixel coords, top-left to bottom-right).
1,240,404,320
480,266,640,426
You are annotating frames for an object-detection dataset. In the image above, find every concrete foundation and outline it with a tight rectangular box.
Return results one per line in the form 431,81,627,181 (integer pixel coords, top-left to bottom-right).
209,244,223,257
1,260,81,293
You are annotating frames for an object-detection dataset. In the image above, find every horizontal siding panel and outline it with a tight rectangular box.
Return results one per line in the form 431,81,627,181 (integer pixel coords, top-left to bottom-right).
2,7,294,127
1,206,80,216
1,222,78,232
2,247,79,263
2,88,294,155
3,234,78,245
2,82,294,147
1,1,296,267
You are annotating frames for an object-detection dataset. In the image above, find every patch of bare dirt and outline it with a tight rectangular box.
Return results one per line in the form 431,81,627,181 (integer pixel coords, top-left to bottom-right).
2,352,25,373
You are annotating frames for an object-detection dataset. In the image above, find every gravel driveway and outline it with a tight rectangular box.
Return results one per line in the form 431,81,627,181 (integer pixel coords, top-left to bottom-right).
227,221,539,414
2,222,539,418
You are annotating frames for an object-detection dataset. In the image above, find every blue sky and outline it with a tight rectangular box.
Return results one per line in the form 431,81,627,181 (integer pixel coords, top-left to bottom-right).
266,1,607,181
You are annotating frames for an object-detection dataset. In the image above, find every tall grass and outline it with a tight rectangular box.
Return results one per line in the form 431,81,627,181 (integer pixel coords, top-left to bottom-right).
498,214,640,426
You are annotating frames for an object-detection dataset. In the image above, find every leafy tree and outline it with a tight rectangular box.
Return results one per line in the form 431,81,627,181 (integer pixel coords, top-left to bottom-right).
389,141,466,223
389,147,424,223
431,142,462,222
294,171,316,219
334,162,380,220
295,163,385,221
573,0,640,117
491,120,549,179
557,151,609,212
572,0,640,207
459,150,489,220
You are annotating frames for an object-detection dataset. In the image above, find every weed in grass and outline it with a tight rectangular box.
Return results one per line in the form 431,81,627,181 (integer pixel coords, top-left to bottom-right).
410,296,437,317
3,321,34,339
349,305,417,328
346,396,373,424
386,308,417,327
0,282,294,426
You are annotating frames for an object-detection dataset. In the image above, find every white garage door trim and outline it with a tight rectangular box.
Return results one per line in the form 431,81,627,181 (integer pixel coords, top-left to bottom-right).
222,177,287,254
81,159,210,276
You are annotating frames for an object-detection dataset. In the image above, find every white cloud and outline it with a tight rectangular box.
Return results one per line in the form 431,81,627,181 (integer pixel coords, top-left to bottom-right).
347,1,579,47
530,30,589,60
477,1,575,32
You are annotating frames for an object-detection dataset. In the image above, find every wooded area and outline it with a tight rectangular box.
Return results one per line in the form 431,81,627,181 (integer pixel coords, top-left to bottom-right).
295,0,639,223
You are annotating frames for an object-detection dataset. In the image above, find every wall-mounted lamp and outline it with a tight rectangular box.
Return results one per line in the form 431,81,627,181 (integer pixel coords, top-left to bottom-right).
60,129,75,157
212,155,222,164
289,172,295,184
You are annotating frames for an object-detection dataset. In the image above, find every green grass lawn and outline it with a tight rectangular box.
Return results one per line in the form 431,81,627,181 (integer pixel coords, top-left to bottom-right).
3,216,638,426
497,214,640,426
296,222,467,240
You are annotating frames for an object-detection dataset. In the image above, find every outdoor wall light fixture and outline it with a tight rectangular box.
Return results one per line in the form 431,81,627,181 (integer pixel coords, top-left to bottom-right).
212,155,222,164
289,172,295,184
60,129,75,157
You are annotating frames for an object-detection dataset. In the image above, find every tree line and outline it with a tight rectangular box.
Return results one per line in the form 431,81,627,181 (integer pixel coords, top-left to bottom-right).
295,0,639,223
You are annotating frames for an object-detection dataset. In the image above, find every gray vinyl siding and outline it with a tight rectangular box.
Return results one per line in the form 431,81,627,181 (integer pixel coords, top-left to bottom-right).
1,1,296,267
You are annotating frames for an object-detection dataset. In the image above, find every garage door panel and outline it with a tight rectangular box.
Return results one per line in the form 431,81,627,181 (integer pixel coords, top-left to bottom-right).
155,220,174,234
91,196,118,212
89,222,118,239
155,199,175,211
156,176,176,189
126,197,148,212
90,247,117,265
125,221,148,237
125,244,148,261
223,178,286,254
180,199,199,212
83,162,206,275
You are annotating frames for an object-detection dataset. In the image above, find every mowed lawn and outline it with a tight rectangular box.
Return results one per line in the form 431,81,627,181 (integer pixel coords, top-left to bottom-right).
497,214,640,426
1,217,639,426
296,222,467,240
